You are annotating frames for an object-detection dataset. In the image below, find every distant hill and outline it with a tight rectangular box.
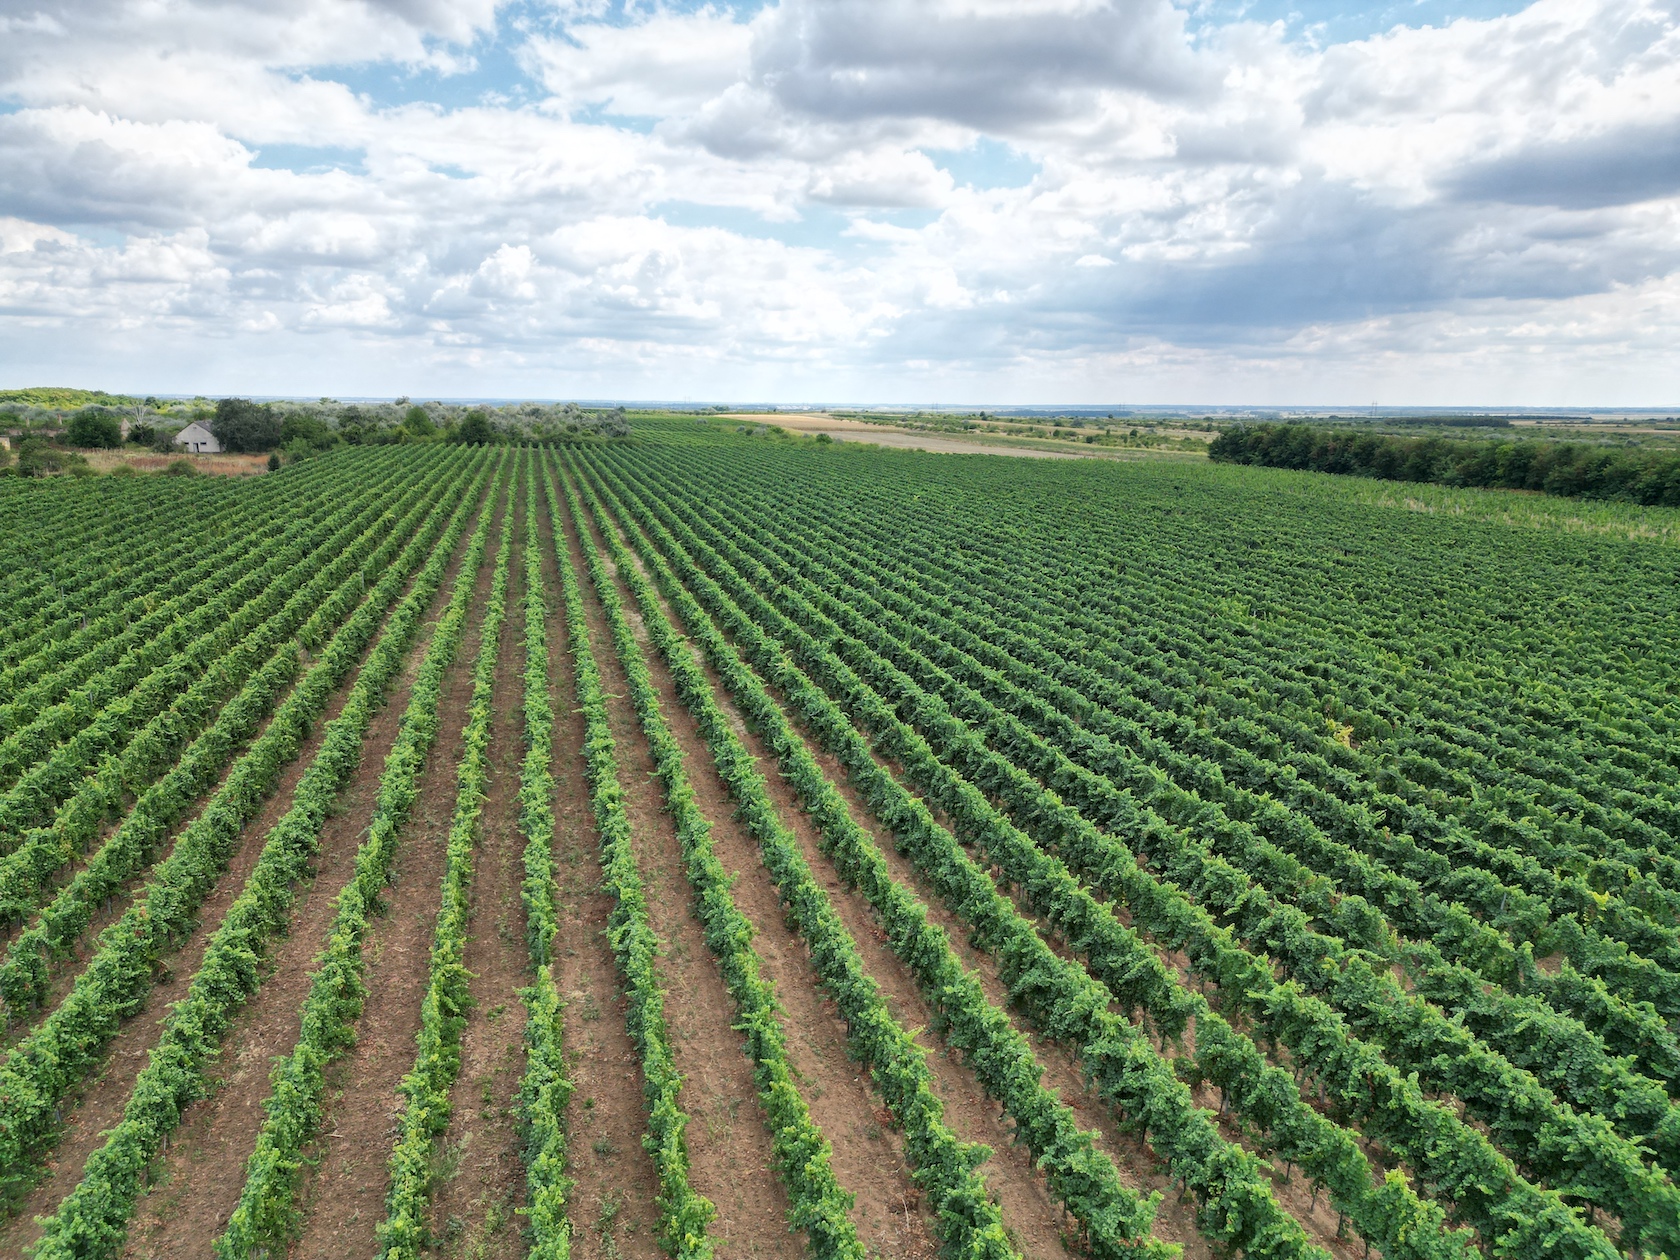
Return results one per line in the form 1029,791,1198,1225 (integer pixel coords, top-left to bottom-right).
0,387,140,409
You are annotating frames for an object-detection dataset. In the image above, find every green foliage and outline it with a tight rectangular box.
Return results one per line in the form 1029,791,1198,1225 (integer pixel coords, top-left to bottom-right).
404,404,437,436
563,459,869,1260
280,412,336,450
213,396,283,452
452,409,496,446
377,464,516,1259
1211,421,1680,505
14,438,88,477
538,459,717,1260
213,452,499,1258
513,452,575,1260
25,455,491,1258
66,410,124,449
0,387,138,410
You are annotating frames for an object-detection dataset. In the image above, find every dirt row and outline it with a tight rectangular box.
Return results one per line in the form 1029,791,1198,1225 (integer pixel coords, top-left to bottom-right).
576,466,1360,1260
564,467,1075,1258
0,474,501,1257
1,450,1356,1260
124,475,511,1258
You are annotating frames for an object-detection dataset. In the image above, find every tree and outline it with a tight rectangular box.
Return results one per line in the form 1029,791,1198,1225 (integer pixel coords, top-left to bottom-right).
403,405,437,437
67,409,123,449
267,452,282,472
212,397,282,452
127,423,156,447
451,410,495,446
280,413,335,450
15,438,87,476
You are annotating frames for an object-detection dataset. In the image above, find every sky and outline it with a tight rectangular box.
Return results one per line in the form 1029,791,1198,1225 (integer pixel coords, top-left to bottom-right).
0,0,1677,406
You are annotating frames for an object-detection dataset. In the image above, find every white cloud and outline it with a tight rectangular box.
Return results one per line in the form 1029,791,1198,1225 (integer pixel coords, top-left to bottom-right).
0,0,1677,400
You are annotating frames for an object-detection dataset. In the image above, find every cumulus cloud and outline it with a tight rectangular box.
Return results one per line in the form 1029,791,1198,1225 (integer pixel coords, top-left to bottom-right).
0,0,1677,401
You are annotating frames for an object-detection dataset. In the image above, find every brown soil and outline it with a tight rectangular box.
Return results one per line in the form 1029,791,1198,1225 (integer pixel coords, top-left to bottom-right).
575,488,940,1259
574,477,1077,1257
536,479,665,1260
422,484,533,1258
113,479,500,1258
598,471,1369,1255
0,491,490,1257
0,493,446,1026
559,478,804,1260
286,482,508,1260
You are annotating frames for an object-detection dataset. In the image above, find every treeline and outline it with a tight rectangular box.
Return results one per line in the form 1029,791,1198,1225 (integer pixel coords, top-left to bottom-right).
1209,424,1680,506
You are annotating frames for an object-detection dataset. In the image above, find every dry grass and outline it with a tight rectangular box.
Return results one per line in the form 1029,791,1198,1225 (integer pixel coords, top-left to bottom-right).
81,450,270,476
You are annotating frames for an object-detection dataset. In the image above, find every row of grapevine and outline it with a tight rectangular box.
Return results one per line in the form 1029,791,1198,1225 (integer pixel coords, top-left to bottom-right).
577,457,1332,1260
25,451,495,1258
669,465,1680,1185
0,454,351,696
537,461,716,1258
561,457,870,1258
0,459,318,648
758,477,1680,1084
512,451,576,1260
0,455,440,925
377,462,516,1258
0,452,481,1208
758,450,1680,1011
550,457,1021,1260
212,449,505,1255
586,449,1625,1260
579,462,1483,1260
0,453,393,769
0,454,480,1019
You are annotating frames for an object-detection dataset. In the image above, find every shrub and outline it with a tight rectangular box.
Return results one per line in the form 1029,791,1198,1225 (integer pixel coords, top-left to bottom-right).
267,453,281,472
66,409,124,449
280,413,335,450
450,410,496,446
108,463,139,478
165,458,197,476
128,423,156,447
403,405,437,437
15,438,87,477
212,398,283,452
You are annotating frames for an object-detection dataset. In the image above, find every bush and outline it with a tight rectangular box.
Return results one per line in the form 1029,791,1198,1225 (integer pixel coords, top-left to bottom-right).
165,458,197,476
108,463,139,478
814,432,833,444
212,398,282,452
280,413,335,450
66,410,124,449
403,405,437,437
128,423,156,447
450,410,496,446
15,438,87,477
266,452,281,472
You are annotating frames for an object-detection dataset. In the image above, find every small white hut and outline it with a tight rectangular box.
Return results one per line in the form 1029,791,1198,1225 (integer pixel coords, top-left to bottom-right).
173,421,222,454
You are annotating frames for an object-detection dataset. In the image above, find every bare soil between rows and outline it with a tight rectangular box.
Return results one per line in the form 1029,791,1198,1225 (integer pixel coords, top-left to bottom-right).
116,477,501,1258
0,488,491,1257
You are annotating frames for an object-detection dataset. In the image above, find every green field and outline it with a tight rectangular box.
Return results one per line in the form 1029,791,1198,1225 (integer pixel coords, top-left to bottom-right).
0,420,1674,1260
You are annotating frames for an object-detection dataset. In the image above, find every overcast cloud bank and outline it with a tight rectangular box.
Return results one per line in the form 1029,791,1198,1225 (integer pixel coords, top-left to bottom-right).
0,0,1677,403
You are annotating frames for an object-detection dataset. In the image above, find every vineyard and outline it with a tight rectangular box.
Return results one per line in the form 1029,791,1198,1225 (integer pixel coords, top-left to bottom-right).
0,418,1674,1260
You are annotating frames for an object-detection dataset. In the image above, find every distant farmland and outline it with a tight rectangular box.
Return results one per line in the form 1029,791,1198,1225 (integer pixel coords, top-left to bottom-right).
0,419,1675,1260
